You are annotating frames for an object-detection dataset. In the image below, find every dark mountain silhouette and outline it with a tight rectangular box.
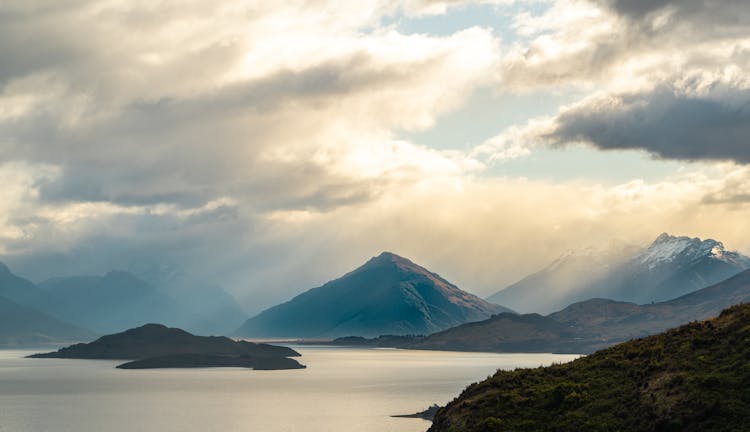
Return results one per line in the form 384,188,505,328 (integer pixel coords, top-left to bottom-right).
489,233,750,313
408,312,576,353
0,295,94,346
236,252,513,338
405,267,750,353
429,303,750,432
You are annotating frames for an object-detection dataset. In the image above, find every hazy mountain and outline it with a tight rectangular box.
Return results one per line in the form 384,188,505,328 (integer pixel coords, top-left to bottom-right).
129,263,247,335
32,271,188,334
488,233,750,313
487,243,637,314
408,267,750,354
236,252,513,338
0,262,44,305
0,295,94,347
430,303,750,432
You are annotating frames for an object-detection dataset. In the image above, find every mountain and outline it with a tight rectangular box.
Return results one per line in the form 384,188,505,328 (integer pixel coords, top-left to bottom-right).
129,263,247,335
488,233,750,313
31,271,188,334
0,295,94,347
236,252,513,338
608,233,750,303
407,267,750,354
31,323,305,370
1,261,245,336
429,303,750,432
408,312,576,353
487,243,636,314
0,262,44,305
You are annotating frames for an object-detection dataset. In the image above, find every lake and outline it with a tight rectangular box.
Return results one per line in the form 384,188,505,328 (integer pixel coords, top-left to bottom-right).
0,347,579,432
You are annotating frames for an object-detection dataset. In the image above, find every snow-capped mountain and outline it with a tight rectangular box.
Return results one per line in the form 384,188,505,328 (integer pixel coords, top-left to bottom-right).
487,233,750,313
609,233,750,304
635,233,750,271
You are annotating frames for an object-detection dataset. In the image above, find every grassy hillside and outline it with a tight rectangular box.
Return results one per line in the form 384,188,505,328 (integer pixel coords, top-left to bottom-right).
429,303,750,432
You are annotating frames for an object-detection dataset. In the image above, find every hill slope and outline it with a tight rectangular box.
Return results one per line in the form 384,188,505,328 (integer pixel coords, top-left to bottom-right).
429,303,750,432
409,268,750,353
0,295,94,347
237,252,512,338
489,233,750,313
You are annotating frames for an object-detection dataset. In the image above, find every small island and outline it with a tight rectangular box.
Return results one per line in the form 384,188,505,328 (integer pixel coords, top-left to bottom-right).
29,323,305,370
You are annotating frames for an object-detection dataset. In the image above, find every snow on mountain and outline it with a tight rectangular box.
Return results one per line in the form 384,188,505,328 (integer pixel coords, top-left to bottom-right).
637,233,750,270
487,233,750,313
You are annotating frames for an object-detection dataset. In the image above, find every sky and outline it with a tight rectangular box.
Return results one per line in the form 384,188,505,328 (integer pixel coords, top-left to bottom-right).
1,0,750,313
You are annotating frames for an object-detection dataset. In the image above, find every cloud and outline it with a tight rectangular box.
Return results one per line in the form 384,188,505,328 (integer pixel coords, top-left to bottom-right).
0,0,502,303
498,0,750,91
475,0,750,165
543,78,750,164
2,0,750,314
0,0,499,211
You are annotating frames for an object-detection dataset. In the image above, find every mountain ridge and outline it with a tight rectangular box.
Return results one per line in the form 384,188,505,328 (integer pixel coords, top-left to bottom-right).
407,267,750,354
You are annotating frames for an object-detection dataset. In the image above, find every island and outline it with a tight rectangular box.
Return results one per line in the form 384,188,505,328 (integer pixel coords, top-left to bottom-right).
29,323,306,370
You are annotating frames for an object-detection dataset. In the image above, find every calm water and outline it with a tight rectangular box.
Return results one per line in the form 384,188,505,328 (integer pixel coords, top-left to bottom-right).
0,347,578,432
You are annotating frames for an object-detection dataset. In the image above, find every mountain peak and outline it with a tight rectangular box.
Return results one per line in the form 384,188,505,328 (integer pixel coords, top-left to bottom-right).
653,232,676,244
639,233,728,268
361,251,418,270
373,251,409,262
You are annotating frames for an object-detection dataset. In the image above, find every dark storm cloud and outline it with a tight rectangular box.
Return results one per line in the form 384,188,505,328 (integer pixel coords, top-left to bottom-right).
598,0,750,23
546,86,750,164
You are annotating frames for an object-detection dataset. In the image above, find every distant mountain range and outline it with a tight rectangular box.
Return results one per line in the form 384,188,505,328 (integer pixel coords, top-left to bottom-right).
34,271,188,335
4,236,749,349
0,261,247,343
0,295,94,347
236,252,512,338
405,267,750,353
488,233,750,313
129,263,247,335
